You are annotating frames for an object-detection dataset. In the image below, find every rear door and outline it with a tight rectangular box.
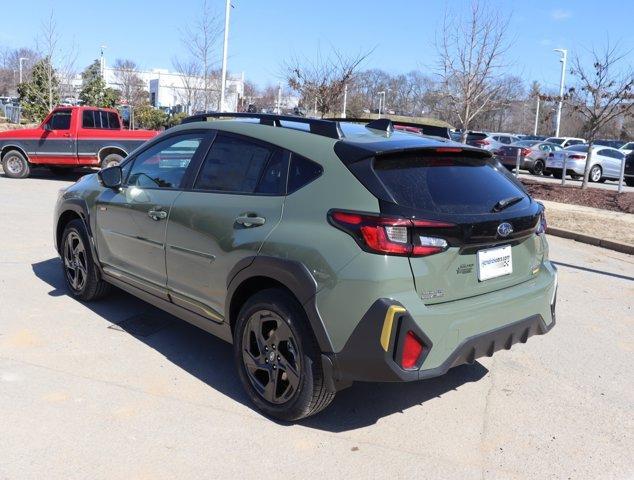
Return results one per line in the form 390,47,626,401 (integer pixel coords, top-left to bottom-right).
165,133,287,320
373,151,542,305
95,132,209,298
598,149,621,178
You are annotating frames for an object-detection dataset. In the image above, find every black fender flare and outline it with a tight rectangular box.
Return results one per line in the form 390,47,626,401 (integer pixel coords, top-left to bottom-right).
225,256,334,354
55,197,103,276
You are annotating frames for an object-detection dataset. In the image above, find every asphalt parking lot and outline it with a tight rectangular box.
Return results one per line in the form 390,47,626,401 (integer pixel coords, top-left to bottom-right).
1,169,633,480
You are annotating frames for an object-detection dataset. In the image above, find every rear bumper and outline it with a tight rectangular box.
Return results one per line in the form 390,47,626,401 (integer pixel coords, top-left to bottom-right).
330,266,557,384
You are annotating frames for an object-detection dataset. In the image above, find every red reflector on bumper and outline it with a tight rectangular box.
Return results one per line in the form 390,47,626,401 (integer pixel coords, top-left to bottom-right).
401,331,424,369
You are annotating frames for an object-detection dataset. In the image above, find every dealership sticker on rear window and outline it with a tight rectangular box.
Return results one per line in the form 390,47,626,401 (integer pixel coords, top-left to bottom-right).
477,245,512,281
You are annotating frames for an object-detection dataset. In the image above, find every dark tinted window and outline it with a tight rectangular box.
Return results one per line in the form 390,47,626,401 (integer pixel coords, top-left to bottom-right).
195,135,274,193
107,112,120,129
255,150,288,195
288,154,323,193
373,154,527,214
82,110,96,128
99,111,109,129
47,110,71,130
127,134,204,189
546,137,565,145
566,145,589,152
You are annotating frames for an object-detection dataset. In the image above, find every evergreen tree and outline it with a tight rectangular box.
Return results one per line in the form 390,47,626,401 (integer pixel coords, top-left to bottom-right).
17,57,60,122
79,60,119,107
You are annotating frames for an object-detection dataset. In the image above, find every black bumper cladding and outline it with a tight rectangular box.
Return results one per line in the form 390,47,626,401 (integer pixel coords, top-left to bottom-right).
332,299,555,384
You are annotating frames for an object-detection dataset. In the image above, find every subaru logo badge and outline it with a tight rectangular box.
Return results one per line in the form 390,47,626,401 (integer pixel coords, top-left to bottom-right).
497,222,513,237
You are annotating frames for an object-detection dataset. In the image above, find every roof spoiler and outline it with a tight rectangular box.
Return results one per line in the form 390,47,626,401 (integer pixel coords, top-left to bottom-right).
180,112,343,139
325,117,451,140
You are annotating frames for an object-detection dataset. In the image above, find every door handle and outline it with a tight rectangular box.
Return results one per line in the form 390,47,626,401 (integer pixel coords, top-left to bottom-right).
148,208,168,221
235,213,266,227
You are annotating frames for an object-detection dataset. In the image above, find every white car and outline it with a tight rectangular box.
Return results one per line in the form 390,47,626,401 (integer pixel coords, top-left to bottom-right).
545,136,586,148
619,141,634,155
546,144,625,182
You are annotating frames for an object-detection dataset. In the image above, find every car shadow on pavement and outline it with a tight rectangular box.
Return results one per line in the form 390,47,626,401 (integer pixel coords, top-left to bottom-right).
1,167,94,182
32,257,489,432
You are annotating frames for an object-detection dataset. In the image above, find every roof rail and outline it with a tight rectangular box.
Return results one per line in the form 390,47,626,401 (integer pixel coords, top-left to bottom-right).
326,117,450,139
180,112,343,140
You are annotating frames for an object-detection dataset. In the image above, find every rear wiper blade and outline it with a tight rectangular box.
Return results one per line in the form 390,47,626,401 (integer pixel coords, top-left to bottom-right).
492,195,524,212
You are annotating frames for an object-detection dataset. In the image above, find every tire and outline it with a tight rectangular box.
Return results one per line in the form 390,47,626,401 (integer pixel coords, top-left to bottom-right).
1,150,30,178
101,153,124,169
234,288,335,421
589,165,602,183
61,219,111,301
551,169,563,179
49,166,74,176
530,160,545,176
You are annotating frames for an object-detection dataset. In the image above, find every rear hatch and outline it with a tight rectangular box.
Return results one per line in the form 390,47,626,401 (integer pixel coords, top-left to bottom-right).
548,149,586,169
465,132,490,148
345,148,542,305
497,145,522,165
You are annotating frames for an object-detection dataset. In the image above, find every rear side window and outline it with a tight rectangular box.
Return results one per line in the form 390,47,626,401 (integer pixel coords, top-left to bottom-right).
107,112,120,129
373,154,526,214
194,135,275,193
82,110,96,128
288,154,323,193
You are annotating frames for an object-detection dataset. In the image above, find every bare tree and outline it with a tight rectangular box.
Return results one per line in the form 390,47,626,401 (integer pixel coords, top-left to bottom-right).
172,56,204,113
436,1,513,141
35,11,77,107
180,0,222,110
284,47,372,118
112,59,147,108
567,42,634,189
0,47,39,95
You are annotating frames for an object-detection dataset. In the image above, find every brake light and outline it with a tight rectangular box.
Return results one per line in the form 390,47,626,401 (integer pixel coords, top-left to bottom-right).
568,154,585,160
401,331,424,369
329,210,453,257
520,148,532,157
474,139,490,146
435,147,462,153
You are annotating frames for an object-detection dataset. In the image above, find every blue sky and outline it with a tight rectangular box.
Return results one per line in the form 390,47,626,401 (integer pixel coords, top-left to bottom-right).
2,0,633,91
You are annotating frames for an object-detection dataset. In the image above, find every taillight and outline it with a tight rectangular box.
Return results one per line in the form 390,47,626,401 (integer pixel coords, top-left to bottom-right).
536,210,547,235
568,154,585,160
401,331,424,369
329,210,453,257
474,139,490,146
520,148,532,157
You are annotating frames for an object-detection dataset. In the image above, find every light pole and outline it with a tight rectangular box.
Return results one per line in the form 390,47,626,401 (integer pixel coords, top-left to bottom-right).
18,57,28,84
219,0,232,112
554,48,567,137
342,84,348,118
533,95,541,135
377,91,386,116
100,45,107,78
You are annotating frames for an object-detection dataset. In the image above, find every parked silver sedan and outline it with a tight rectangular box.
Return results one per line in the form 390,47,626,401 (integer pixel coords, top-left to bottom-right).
546,144,626,182
496,140,563,175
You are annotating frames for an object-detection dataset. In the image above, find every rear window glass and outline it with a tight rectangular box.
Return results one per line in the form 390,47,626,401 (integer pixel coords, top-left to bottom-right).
565,145,588,152
515,140,539,147
546,138,565,145
373,154,526,214
466,133,487,141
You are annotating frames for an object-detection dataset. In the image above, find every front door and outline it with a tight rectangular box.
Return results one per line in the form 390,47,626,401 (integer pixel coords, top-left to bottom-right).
165,133,288,320
36,109,76,164
95,133,209,298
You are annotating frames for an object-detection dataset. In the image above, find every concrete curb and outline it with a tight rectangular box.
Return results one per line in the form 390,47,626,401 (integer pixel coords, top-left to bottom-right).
547,227,634,255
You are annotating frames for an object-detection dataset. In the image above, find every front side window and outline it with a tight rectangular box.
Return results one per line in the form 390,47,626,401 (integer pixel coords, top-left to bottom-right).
194,135,276,193
126,134,205,189
46,110,71,130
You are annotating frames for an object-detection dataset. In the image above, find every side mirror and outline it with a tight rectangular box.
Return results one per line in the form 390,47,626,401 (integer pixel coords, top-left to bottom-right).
98,166,122,189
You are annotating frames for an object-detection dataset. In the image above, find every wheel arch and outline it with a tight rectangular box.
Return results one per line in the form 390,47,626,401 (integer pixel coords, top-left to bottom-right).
226,256,334,353
55,199,101,275
97,145,128,164
1,144,30,162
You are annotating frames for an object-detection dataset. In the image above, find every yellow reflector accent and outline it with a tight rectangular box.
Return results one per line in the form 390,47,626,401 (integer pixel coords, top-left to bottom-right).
380,305,406,352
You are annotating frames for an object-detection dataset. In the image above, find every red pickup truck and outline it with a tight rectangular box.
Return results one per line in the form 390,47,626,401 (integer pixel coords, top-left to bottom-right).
0,106,158,178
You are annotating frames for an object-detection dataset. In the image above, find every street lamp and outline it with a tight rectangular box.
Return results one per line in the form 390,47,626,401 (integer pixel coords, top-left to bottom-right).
219,0,232,112
18,57,28,84
553,48,567,137
377,91,386,116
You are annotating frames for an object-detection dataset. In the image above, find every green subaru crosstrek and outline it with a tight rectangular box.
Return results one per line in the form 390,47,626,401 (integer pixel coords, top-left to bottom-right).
54,114,557,420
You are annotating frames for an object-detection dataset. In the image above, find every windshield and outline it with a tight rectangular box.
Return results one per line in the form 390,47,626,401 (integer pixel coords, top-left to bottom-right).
546,137,565,145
